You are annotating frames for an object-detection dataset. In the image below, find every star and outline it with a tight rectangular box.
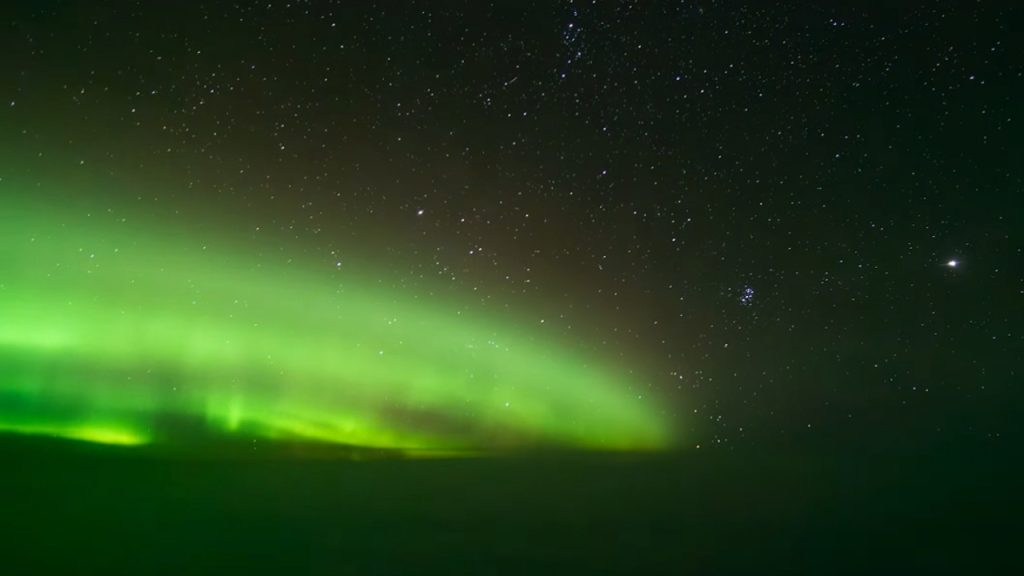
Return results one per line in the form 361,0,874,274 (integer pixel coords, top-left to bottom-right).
946,259,959,268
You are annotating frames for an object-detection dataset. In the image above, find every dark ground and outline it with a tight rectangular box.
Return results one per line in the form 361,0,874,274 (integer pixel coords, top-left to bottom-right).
0,434,1019,575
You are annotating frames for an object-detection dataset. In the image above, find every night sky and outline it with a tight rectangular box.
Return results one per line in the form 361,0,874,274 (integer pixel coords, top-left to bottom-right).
1,1,1022,453
3,2,1024,573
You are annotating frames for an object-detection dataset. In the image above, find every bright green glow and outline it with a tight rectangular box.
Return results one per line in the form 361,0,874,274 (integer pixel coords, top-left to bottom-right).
0,421,149,446
0,185,673,453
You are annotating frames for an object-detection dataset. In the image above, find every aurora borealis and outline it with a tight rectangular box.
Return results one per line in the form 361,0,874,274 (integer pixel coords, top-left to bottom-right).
0,183,671,452
2,2,1022,573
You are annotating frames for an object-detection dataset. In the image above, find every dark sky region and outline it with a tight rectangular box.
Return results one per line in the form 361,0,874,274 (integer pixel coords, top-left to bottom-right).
0,1,1021,452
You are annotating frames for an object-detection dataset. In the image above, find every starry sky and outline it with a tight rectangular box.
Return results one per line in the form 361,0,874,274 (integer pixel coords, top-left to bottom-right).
0,1,1021,452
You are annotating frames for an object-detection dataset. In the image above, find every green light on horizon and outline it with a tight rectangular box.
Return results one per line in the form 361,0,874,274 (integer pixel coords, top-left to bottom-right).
0,185,675,452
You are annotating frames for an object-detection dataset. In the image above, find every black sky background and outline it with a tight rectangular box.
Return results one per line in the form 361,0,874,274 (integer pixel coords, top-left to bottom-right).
1,1,1021,449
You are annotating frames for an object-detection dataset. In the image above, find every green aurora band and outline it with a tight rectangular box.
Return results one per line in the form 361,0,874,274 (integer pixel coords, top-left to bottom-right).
0,184,673,453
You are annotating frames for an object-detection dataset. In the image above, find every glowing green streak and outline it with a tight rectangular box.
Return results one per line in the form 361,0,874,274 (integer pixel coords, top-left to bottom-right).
0,185,673,452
